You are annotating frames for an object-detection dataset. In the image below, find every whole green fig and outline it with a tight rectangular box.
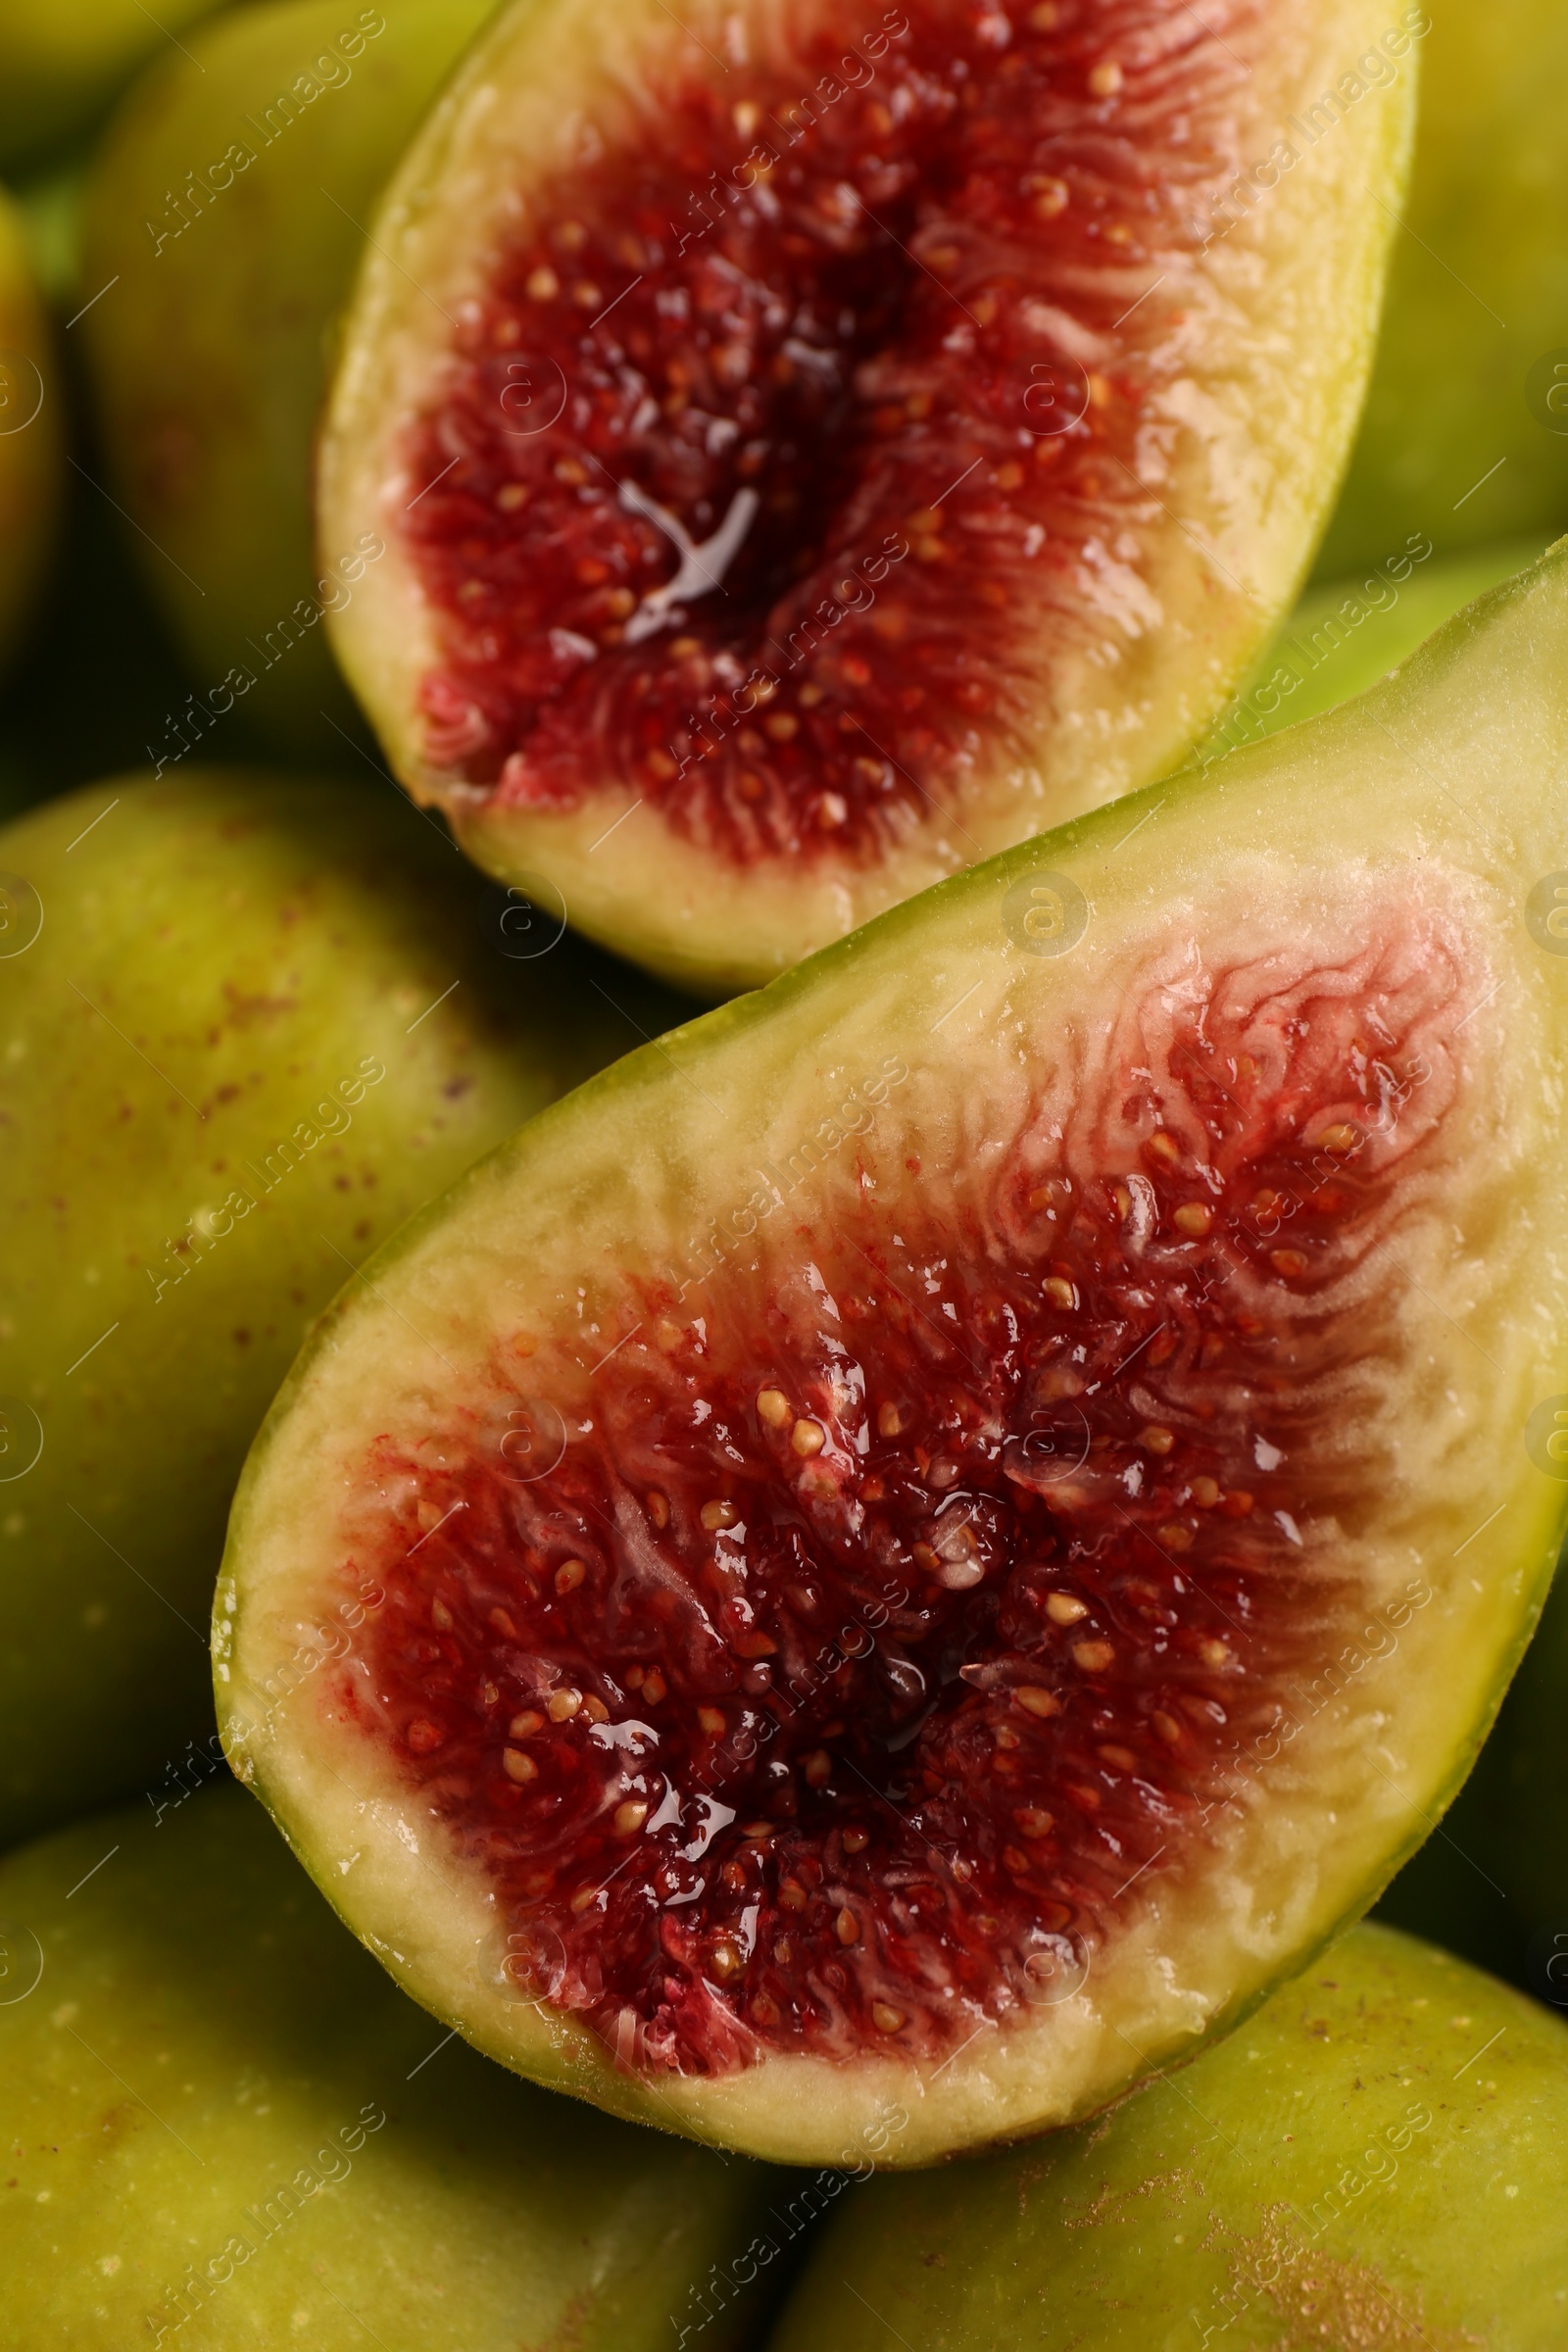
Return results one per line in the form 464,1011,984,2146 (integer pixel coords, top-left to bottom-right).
767,1924,1568,2350
0,765,656,1846
0,1781,786,2348
1318,0,1568,572
0,0,231,174
0,182,64,679
78,0,493,761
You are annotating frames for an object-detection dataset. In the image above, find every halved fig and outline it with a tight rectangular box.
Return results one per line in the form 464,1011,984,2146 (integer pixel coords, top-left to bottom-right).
218,545,1568,2167
0,1783,785,2348
320,0,1412,991
767,1923,1568,2348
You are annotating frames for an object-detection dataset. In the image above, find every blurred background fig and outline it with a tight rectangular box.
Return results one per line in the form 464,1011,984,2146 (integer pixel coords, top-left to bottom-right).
77,0,496,763
0,172,238,826
0,0,233,176
766,1925,1568,2350
1319,0,1568,572
0,1782,787,2348
0,766,677,1848
1196,532,1557,765
0,182,64,683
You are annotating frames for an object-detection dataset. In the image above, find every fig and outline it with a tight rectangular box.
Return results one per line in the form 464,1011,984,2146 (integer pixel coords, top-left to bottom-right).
1197,532,1550,766
0,0,230,174
78,0,495,761
765,1923,1568,2349
0,766,668,1847
0,181,64,678
318,0,1413,992
1318,0,1568,574
0,1782,785,2348
219,542,1568,2167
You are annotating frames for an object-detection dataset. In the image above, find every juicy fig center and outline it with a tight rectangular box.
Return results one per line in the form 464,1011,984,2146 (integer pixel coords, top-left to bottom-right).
399,0,1253,858
337,910,1474,2079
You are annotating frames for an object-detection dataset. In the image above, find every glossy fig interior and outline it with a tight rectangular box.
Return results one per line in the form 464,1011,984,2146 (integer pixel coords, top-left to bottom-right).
342,894,1468,2076
403,0,1250,862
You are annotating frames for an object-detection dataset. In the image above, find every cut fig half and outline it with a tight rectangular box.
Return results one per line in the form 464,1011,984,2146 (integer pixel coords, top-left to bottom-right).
218,544,1568,2169
319,0,1412,991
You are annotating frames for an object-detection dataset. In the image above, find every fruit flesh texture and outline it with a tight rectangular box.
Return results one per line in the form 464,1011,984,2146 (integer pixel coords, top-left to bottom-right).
0,767,671,1849
219,546,1568,2166
80,0,495,762
395,0,1245,860
320,0,1411,993
0,1783,785,2350
0,0,231,173
766,1923,1568,2351
1317,0,1568,575
355,937,1469,2087
0,164,200,825
0,184,64,680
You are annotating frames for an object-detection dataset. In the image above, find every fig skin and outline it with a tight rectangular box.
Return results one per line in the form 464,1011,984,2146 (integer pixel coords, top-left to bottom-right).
1318,0,1568,573
0,1782,787,2349
1196,533,1552,766
78,0,493,761
0,0,231,174
766,1923,1568,2351
0,767,664,1847
0,182,64,681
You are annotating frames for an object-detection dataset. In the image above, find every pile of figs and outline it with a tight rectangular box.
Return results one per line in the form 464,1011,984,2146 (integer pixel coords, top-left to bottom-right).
4,0,1568,2340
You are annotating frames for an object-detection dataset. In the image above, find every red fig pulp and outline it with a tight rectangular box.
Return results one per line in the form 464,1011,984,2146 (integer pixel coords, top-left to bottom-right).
345,905,1458,2075
405,0,1236,857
